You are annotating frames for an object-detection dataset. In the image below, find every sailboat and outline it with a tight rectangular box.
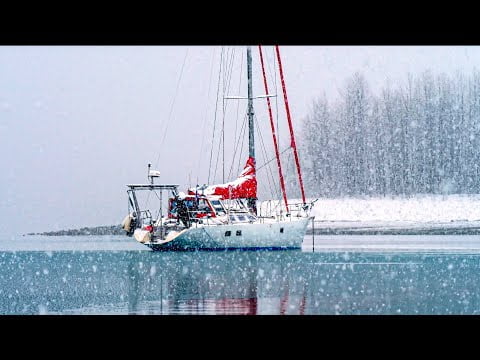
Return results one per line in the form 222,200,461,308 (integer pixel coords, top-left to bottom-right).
121,46,315,250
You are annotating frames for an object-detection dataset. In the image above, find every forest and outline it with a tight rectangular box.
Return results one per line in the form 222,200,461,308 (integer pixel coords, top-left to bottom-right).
290,70,480,197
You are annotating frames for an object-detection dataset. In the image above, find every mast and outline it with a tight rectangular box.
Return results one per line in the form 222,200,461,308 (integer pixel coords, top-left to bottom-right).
247,46,255,160
246,46,257,214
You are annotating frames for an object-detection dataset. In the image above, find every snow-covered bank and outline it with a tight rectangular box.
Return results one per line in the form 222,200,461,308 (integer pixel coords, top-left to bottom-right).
260,195,480,234
260,194,480,222
309,194,480,223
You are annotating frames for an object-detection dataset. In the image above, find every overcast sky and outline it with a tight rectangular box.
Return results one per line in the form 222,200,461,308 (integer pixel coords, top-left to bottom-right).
1,45,480,236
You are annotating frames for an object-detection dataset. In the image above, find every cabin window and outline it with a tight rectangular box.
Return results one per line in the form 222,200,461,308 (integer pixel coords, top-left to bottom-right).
236,230,242,236
237,215,247,222
197,199,211,212
210,200,226,215
225,231,231,237
280,227,284,233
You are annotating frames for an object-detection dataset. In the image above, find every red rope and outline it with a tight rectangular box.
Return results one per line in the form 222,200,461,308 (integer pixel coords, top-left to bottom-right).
258,45,290,213
275,45,307,204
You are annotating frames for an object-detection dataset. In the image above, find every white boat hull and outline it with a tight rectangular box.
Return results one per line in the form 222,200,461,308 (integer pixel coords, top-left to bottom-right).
147,217,310,251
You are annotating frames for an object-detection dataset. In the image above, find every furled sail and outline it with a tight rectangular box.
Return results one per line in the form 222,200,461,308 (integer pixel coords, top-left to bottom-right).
189,157,256,200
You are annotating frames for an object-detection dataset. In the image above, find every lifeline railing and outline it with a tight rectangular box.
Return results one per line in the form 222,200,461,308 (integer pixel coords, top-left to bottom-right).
258,199,317,220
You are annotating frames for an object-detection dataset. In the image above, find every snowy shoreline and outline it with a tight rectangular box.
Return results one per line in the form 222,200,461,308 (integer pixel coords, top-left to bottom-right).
29,195,480,236
306,220,480,235
261,194,480,235
310,194,480,223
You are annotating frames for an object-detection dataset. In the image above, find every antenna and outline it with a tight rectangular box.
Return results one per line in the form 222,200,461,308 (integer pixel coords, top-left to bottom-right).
148,163,161,184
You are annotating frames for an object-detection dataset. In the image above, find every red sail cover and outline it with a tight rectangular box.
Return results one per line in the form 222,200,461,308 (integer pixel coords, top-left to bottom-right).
189,157,256,200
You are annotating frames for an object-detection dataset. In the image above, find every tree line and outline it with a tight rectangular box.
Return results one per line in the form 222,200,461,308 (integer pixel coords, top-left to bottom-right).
286,70,480,197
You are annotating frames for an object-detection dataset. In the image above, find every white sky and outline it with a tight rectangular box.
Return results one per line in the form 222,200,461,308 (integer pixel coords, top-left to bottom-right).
1,45,480,235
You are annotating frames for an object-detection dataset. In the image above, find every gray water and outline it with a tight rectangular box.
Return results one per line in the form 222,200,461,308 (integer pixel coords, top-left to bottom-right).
2,235,480,314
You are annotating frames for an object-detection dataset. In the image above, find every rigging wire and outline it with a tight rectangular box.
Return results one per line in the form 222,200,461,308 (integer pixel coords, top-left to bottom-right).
229,50,244,179
271,46,281,150
263,46,281,145
259,44,289,213
154,47,189,169
285,148,294,199
228,113,248,178
196,47,216,186
207,47,224,184
254,114,281,202
224,48,237,181
260,46,283,186
213,47,236,184
275,45,307,204
146,47,188,209
220,47,230,183
213,49,227,184
222,47,236,182
236,107,248,176
256,146,292,172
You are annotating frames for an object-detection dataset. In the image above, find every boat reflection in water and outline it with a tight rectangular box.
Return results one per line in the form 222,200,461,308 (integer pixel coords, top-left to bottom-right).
2,246,480,314
124,250,308,315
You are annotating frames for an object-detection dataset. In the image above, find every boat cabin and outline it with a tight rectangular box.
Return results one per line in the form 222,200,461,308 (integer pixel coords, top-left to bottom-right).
168,195,226,219
124,183,259,240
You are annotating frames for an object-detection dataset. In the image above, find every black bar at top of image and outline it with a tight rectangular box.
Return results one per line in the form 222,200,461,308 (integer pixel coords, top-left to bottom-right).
1,31,480,46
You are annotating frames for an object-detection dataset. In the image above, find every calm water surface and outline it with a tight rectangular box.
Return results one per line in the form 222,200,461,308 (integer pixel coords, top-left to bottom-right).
1,235,480,314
